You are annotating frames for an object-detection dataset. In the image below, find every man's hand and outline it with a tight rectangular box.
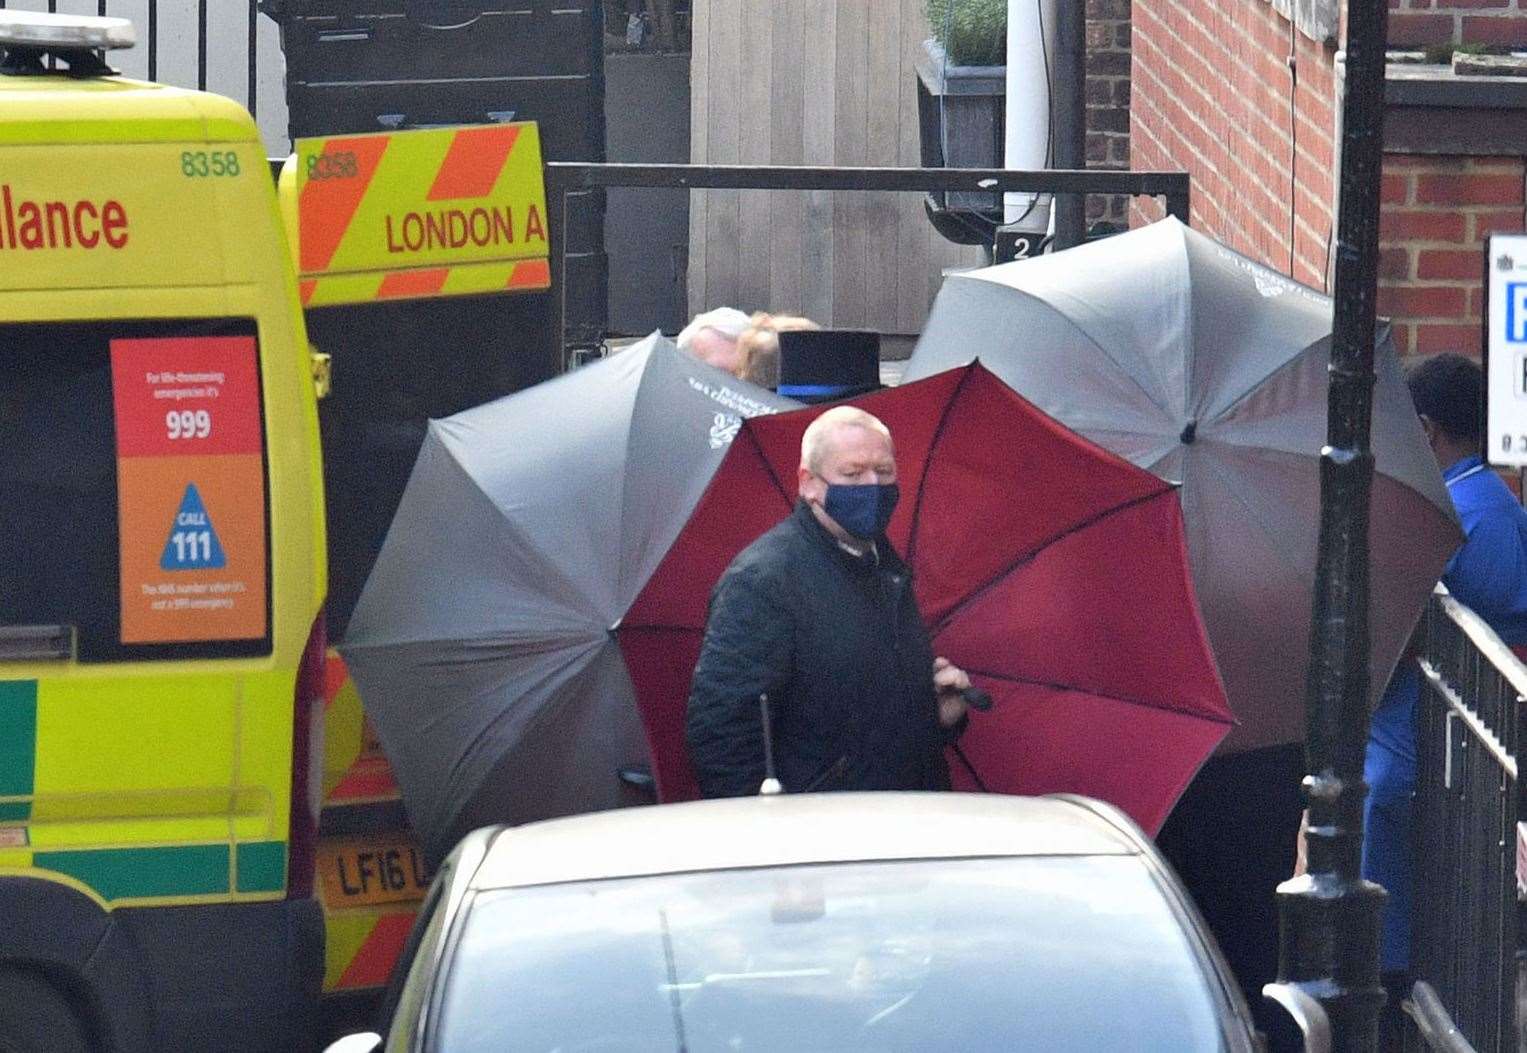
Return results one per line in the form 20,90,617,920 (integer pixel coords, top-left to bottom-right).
933,656,971,728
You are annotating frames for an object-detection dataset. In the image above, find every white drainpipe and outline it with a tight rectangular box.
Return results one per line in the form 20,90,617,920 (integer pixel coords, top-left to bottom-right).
1005,0,1057,230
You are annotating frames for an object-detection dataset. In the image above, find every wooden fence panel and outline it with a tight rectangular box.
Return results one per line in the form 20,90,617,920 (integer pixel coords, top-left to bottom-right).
689,0,983,333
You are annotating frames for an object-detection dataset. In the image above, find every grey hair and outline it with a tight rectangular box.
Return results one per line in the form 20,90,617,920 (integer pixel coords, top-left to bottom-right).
676,307,751,353
800,406,893,473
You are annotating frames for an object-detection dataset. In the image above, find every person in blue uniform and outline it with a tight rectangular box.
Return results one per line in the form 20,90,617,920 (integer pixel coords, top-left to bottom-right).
1366,353,1527,1029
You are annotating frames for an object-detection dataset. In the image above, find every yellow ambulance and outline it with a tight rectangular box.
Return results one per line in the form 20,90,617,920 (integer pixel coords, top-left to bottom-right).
0,13,327,1051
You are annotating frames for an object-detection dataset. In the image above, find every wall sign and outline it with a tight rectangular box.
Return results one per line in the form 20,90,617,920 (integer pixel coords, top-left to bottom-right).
110,336,267,644
1486,234,1527,468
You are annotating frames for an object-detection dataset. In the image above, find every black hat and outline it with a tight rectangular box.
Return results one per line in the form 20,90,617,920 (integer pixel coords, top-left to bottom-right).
776,330,882,403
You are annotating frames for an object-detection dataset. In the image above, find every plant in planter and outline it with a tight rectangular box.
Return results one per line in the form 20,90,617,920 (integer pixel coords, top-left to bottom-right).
917,0,1008,242
926,0,1007,67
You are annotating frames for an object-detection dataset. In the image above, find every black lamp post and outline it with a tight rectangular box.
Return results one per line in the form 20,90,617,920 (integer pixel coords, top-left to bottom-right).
1274,2,1391,1050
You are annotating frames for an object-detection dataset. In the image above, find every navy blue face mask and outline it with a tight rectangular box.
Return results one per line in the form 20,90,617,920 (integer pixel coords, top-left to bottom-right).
822,482,900,540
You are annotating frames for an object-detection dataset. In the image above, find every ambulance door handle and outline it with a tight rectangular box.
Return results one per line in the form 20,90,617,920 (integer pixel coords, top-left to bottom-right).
377,112,518,130
317,28,373,43
0,625,74,662
311,347,333,400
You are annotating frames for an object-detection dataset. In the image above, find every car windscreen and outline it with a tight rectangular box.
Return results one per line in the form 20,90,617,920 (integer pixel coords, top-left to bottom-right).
0,318,271,661
433,855,1232,1052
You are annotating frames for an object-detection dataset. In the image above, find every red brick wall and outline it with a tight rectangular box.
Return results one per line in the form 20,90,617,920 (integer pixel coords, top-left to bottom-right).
1390,0,1527,48
1131,0,1336,288
1087,0,1133,225
1379,155,1527,358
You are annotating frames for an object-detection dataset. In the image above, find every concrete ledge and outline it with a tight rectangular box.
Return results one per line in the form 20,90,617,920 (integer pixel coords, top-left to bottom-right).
1386,63,1527,155
1268,0,1338,47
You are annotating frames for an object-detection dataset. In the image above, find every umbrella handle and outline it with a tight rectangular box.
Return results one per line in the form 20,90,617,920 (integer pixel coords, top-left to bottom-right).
951,744,991,793
961,687,993,712
759,693,782,795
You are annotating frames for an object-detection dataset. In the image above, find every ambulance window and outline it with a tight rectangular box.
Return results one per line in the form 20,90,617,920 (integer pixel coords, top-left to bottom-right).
0,318,271,661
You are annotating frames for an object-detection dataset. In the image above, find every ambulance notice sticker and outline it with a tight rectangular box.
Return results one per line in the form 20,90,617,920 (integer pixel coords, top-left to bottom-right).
110,337,267,645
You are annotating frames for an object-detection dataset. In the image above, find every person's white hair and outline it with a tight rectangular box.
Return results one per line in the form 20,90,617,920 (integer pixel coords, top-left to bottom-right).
800,406,893,473
677,306,751,353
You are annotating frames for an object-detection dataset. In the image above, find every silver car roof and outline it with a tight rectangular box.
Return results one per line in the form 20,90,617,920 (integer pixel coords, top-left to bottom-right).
469,792,1140,891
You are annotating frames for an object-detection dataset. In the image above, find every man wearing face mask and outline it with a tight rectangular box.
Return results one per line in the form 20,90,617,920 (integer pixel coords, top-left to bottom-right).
685,406,971,799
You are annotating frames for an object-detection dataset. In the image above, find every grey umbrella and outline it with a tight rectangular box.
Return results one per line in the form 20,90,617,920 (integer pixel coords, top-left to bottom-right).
340,333,798,863
905,217,1461,754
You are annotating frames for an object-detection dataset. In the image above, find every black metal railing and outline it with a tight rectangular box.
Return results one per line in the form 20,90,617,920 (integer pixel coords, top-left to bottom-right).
1412,587,1525,1052
541,162,1193,373
0,1,266,112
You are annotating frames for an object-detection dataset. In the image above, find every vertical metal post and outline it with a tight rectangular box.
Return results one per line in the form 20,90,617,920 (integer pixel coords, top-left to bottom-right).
1516,681,1526,1045
147,0,156,82
1275,2,1391,1050
196,0,207,91
248,0,258,118
545,167,570,375
1165,185,1191,227
1051,0,1087,250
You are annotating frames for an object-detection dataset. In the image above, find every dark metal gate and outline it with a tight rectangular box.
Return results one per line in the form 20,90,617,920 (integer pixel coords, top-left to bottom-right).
1412,587,1525,1052
541,161,1193,370
0,1,270,109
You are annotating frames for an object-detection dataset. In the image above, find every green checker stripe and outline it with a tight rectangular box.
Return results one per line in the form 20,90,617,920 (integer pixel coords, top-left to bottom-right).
236,841,287,893
35,844,230,901
0,680,38,823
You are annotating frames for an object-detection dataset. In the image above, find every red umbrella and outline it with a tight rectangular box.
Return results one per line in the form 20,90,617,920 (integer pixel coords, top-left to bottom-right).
618,364,1234,835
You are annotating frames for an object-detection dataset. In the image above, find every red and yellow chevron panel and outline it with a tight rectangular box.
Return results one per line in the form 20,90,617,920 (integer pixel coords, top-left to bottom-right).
283,122,550,308
319,657,425,995
322,652,400,807
324,907,418,992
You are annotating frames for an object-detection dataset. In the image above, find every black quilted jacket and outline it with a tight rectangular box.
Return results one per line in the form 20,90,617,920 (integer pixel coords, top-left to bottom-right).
685,500,961,798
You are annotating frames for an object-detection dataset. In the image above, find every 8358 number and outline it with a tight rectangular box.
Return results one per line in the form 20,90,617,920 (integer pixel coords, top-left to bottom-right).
306,151,358,181
181,151,241,178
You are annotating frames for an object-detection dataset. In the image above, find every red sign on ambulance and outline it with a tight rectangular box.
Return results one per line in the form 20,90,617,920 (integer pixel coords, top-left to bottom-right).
110,336,267,645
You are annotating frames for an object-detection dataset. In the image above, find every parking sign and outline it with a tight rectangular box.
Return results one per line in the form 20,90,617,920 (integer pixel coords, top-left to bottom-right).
1487,234,1527,466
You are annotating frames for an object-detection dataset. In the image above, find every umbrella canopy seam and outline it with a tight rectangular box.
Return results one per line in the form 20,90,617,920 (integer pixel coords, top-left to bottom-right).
611,622,700,635
434,421,632,625
436,636,624,827
955,276,1176,420
928,485,1175,639
905,366,977,571
346,430,617,645
745,423,795,509
956,664,1236,727
1191,443,1318,583
1178,232,1196,423
343,628,613,659
1189,432,1446,509
1203,337,1327,431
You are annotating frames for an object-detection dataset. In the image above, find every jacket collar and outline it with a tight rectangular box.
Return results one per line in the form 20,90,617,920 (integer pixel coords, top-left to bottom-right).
792,500,909,577
1443,454,1486,486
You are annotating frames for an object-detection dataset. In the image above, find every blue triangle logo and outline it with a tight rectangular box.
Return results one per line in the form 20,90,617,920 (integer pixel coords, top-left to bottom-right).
160,483,227,571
